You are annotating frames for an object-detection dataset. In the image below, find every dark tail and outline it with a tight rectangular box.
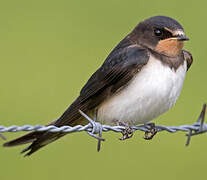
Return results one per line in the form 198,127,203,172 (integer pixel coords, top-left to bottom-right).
3,128,67,156
3,131,42,147
22,132,66,156
3,97,88,156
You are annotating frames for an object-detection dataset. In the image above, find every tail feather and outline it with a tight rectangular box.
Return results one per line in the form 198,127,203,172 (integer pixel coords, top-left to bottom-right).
3,96,89,156
3,118,87,156
21,132,66,156
3,131,42,147
20,116,88,156
3,131,67,156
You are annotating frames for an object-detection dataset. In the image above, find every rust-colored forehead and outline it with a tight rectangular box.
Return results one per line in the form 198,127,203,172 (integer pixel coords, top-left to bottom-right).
164,27,185,38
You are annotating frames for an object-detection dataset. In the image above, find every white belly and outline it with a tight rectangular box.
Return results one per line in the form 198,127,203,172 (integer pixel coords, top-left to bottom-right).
97,56,187,125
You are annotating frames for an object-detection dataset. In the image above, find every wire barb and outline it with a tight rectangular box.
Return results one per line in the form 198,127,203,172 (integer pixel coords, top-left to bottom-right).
185,104,206,146
0,104,206,151
79,110,104,151
0,134,6,140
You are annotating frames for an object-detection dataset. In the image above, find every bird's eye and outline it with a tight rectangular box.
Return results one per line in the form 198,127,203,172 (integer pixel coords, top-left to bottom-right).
154,29,163,36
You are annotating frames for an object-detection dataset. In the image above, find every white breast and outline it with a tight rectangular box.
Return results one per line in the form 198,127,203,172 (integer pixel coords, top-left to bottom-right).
97,55,187,125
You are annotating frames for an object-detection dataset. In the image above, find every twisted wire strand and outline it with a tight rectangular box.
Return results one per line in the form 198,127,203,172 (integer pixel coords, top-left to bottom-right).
0,104,206,149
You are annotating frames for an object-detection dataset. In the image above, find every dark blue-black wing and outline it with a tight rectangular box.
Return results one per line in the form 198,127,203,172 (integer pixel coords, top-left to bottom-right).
56,38,150,126
3,38,150,156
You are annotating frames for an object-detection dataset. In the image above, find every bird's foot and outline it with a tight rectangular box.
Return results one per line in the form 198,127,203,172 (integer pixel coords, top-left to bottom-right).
144,123,157,140
116,122,134,140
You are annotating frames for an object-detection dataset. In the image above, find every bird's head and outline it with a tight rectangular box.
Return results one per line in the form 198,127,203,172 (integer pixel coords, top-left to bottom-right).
132,16,189,57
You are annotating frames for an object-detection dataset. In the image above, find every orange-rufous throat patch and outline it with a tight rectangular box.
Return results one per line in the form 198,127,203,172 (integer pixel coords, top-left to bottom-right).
155,38,184,57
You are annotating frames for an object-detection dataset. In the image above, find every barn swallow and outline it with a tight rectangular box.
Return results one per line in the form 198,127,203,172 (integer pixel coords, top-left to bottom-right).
3,16,193,155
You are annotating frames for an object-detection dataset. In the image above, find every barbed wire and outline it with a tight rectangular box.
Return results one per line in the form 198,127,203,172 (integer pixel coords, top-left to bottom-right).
0,104,206,151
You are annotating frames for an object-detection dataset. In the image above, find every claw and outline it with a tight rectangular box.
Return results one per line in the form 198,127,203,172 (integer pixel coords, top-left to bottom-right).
117,121,134,140
144,123,157,140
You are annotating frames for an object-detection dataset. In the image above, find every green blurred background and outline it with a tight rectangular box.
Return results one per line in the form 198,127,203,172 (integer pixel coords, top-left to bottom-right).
0,0,206,179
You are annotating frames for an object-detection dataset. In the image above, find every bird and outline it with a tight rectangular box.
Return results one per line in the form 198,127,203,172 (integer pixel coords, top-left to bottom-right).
3,15,193,156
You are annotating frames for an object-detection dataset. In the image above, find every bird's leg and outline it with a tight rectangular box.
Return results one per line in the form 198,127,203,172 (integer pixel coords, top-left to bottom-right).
144,122,157,140
116,121,134,140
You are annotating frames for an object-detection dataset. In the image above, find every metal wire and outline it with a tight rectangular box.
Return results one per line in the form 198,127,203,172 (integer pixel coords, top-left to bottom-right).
0,104,206,150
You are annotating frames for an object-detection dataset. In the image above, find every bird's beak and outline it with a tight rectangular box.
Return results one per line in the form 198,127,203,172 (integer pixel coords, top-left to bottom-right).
164,27,189,41
174,35,189,41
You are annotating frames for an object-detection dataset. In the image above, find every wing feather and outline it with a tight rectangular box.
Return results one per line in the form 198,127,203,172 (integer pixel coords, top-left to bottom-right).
183,49,193,71
55,39,150,126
